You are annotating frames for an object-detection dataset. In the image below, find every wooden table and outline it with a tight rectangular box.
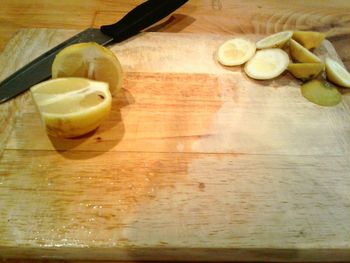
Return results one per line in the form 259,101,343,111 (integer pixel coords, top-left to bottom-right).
1,1,350,262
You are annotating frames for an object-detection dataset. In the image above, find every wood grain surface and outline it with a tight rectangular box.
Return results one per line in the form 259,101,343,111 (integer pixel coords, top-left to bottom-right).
1,1,350,262
1,28,350,262
1,0,350,70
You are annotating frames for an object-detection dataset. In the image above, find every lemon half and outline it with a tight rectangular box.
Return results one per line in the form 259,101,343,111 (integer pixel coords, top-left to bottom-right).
256,31,293,49
288,63,324,82
30,78,112,138
217,38,256,66
301,79,341,106
289,39,322,63
52,42,123,95
244,48,289,80
292,31,325,50
325,57,350,88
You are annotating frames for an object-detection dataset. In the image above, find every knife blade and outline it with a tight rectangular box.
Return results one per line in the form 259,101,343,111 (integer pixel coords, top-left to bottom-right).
0,0,188,104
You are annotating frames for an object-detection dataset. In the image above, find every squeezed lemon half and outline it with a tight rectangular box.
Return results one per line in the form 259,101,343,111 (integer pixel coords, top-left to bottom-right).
301,79,342,106
244,48,289,80
52,42,123,95
289,39,322,63
256,31,293,49
217,38,256,66
292,31,325,50
288,63,324,82
30,78,112,138
325,57,350,88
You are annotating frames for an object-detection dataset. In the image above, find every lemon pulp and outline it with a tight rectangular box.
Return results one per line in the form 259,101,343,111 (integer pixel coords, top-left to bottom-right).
30,77,112,138
52,42,123,95
217,38,256,66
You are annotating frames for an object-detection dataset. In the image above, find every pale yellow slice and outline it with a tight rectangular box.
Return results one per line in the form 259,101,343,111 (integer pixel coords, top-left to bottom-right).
288,63,324,82
289,39,322,63
301,79,341,107
256,31,293,49
292,31,325,50
325,57,350,88
30,78,112,138
52,42,123,95
217,38,256,66
244,48,289,80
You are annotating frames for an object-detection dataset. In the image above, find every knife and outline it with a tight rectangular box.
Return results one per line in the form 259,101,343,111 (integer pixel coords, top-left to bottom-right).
0,0,188,104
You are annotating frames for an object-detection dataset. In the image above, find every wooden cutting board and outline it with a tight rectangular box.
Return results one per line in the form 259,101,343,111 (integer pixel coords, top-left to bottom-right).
0,29,350,262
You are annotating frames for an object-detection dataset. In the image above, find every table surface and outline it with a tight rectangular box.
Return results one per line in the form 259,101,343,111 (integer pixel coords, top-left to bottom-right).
1,1,350,262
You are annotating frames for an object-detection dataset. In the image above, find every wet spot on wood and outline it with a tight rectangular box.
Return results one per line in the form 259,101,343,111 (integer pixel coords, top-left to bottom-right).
198,182,206,191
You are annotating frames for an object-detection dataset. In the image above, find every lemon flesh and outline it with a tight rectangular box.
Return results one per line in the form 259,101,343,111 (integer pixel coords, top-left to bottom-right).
288,63,324,82
52,42,123,95
30,78,112,138
301,79,341,107
292,31,325,50
256,31,293,49
217,38,256,66
289,39,322,63
244,48,289,80
325,57,350,88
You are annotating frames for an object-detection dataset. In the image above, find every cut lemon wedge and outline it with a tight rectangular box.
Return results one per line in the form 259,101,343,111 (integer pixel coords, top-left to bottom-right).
256,31,293,49
289,39,322,63
52,42,123,95
288,63,324,82
217,38,256,66
301,79,341,106
325,57,350,88
30,78,112,138
244,48,289,80
292,31,325,50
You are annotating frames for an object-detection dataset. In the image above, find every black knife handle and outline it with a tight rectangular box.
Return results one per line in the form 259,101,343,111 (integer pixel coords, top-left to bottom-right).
100,0,188,43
